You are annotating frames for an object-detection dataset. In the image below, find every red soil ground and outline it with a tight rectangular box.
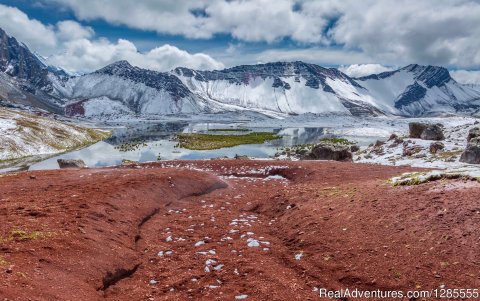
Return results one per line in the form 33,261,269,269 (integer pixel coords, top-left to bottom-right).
0,160,479,300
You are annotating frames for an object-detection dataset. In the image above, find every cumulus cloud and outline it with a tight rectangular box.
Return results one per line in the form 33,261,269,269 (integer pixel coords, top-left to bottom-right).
56,20,94,41
451,70,480,85
48,0,330,43
47,39,224,73
0,3,224,73
0,4,57,53
47,0,480,68
338,64,395,78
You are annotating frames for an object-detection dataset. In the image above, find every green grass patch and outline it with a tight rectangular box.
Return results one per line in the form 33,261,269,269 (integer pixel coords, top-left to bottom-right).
320,137,355,145
176,132,281,150
208,128,251,132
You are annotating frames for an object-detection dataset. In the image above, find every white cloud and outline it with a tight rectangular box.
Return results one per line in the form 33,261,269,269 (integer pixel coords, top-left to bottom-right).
451,70,480,85
48,0,330,43
329,0,480,68
0,3,223,73
47,0,480,68
338,64,395,78
0,4,57,52
47,39,224,73
56,20,94,41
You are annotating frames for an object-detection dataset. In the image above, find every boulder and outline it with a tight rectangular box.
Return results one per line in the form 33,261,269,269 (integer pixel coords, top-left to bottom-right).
310,143,353,162
409,122,445,140
57,159,86,169
467,127,480,142
409,122,428,138
234,154,250,160
460,137,480,164
420,124,445,140
429,142,445,154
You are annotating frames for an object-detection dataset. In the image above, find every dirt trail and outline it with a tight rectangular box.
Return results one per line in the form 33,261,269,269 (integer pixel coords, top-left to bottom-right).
1,160,479,300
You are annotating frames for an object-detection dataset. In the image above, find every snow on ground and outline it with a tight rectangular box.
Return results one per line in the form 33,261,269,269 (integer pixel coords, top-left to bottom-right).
355,118,478,169
0,108,110,162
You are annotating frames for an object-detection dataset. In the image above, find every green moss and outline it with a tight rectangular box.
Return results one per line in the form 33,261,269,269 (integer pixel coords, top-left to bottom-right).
176,132,281,150
320,137,355,145
208,128,251,132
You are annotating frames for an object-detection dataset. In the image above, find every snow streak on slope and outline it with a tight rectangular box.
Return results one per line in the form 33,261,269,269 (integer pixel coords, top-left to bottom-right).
172,62,384,117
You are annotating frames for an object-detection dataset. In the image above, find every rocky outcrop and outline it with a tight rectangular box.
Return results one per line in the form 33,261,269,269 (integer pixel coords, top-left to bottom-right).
467,127,480,142
460,137,480,164
57,159,86,169
409,123,444,140
309,143,353,162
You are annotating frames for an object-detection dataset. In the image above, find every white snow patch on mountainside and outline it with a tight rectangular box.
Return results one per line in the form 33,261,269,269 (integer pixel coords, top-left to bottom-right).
177,74,350,115
0,108,110,161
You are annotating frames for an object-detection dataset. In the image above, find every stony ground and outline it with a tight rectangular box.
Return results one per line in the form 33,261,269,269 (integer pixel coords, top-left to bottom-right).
0,160,479,300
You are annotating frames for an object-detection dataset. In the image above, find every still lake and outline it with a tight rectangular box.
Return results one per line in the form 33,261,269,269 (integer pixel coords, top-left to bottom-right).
26,122,379,171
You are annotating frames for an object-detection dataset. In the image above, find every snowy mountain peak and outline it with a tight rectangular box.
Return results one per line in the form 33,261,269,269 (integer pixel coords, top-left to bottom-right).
174,60,363,95
405,64,452,88
0,27,52,90
95,60,135,75
360,63,453,88
356,63,480,116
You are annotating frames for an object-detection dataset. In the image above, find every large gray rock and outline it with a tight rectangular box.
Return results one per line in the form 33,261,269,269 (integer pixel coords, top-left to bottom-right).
310,143,353,161
467,127,480,142
420,124,445,140
409,122,444,140
409,122,428,138
460,137,480,164
57,159,86,168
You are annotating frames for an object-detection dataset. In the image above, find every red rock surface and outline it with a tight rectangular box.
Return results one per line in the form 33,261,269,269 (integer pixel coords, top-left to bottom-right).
0,160,479,300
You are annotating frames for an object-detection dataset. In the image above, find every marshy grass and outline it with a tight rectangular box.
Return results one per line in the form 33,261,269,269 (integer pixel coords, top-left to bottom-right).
176,132,281,150
208,128,251,132
319,137,355,145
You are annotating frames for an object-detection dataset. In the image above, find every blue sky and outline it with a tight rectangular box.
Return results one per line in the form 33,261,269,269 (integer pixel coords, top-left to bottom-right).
0,0,479,83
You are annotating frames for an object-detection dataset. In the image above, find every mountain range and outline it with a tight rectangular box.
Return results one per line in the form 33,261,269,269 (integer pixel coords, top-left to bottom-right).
2,27,480,120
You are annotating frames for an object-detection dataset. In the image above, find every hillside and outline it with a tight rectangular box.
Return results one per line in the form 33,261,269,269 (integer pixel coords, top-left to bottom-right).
1,160,479,300
0,108,110,163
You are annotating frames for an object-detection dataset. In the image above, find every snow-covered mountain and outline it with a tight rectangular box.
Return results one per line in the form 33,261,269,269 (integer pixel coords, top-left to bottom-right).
1,27,480,119
356,64,480,116
173,62,384,117
50,61,480,119
0,28,66,113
